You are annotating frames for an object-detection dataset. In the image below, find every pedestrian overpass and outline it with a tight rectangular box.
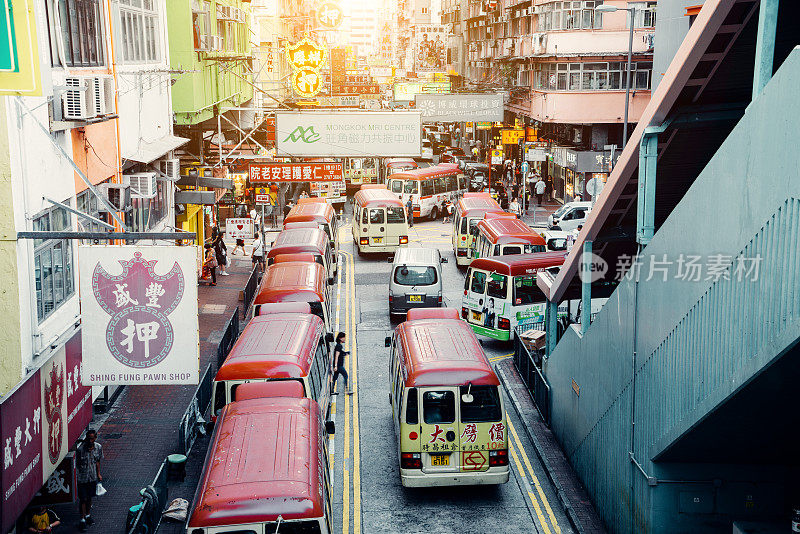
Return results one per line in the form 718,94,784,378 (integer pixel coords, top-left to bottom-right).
533,1,800,531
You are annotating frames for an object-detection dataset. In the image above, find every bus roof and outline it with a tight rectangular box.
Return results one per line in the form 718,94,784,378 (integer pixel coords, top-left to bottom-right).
457,193,504,216
396,317,498,387
187,397,323,527
476,217,547,246
254,262,325,305
234,380,305,401
267,227,328,258
216,313,324,381
353,187,403,208
388,164,459,181
386,158,418,168
470,252,568,276
285,201,334,226
297,197,327,204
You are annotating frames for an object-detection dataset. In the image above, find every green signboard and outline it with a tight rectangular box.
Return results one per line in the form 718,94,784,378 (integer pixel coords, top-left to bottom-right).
0,0,18,72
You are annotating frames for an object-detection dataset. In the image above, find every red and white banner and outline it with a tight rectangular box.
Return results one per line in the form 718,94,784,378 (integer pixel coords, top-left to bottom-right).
249,162,343,183
1,332,92,533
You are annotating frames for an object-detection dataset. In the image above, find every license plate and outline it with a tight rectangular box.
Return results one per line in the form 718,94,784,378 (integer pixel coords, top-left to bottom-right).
431,454,450,466
472,311,482,321
408,295,422,302
373,237,383,244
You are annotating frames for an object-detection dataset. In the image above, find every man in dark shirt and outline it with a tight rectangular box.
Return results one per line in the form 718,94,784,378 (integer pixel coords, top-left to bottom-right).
406,198,414,228
332,332,352,395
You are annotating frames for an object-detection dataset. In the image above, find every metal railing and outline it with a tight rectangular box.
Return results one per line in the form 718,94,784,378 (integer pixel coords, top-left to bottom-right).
125,458,168,534
216,306,240,369
177,362,214,456
513,326,551,426
241,266,259,318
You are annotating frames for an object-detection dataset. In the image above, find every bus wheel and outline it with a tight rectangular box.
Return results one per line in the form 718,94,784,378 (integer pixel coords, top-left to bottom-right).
430,206,439,220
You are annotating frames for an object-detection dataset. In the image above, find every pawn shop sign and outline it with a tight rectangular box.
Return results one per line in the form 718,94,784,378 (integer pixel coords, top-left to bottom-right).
316,2,343,29
291,67,323,98
287,36,326,71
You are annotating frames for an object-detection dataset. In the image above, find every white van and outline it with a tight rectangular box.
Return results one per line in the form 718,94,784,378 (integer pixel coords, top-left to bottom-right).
547,201,592,232
388,247,447,317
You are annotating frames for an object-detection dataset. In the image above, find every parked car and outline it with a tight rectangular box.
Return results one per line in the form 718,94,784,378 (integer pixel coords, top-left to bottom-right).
547,201,592,232
538,230,570,251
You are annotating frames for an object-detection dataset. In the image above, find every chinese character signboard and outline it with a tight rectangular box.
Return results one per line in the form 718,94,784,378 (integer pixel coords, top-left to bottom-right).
315,1,343,29
291,67,323,98
501,128,525,144
79,246,200,386
248,162,343,183
413,25,449,72
287,36,326,98
414,93,503,122
275,111,422,157
476,121,492,130
1,333,91,533
393,81,450,102
225,218,254,239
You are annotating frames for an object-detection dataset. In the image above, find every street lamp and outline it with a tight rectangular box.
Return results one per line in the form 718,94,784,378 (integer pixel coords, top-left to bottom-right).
595,4,637,147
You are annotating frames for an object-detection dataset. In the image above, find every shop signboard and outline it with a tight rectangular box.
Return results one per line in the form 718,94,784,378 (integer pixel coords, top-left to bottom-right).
336,84,380,95
414,93,503,123
1,332,92,533
476,121,492,130
249,162,343,182
501,129,525,145
315,1,343,29
0,0,42,96
576,151,609,173
526,147,546,162
392,81,450,102
30,453,76,506
553,147,578,170
526,126,538,142
79,246,200,386
275,111,422,157
225,218,254,239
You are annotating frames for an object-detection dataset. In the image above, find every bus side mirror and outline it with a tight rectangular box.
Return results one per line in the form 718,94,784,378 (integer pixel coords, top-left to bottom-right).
384,336,392,347
325,333,334,343
328,277,335,286
387,256,394,263
441,257,448,264
325,420,336,435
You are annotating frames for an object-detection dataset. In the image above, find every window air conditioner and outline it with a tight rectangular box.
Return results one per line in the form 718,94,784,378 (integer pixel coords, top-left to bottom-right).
98,184,130,212
93,75,116,116
63,76,97,121
158,158,180,181
213,36,224,50
124,172,158,199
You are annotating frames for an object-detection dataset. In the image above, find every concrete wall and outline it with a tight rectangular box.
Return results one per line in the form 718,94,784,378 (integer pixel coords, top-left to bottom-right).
530,90,650,124
544,48,800,533
652,0,697,90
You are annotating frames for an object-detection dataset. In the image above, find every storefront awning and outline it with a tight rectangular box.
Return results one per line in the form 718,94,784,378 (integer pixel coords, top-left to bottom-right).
123,134,190,164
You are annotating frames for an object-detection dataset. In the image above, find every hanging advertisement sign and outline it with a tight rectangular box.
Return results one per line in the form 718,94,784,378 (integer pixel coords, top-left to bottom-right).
79,246,200,386
275,111,422,157
1,332,92,533
31,453,77,507
286,36,326,71
315,1,343,29
249,162,343,182
501,129,525,144
413,25,449,72
392,81,450,101
225,218,255,239
476,121,492,130
291,67,323,98
414,93,504,122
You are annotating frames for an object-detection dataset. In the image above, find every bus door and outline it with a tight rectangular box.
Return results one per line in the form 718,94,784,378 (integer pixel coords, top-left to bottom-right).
463,267,488,326
361,205,387,246
418,387,460,474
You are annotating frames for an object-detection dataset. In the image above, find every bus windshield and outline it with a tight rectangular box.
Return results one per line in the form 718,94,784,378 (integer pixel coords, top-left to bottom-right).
394,266,438,286
513,275,546,305
389,180,403,194
460,385,502,422
404,181,418,194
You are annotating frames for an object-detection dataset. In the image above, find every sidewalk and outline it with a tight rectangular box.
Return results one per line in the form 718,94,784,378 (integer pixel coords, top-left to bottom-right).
496,358,607,534
49,256,254,533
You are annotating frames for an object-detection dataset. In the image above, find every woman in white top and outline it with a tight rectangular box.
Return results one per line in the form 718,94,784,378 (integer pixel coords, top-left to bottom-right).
251,232,265,268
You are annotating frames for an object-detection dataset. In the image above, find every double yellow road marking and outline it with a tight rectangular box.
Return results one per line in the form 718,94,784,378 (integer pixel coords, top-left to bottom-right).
340,250,361,534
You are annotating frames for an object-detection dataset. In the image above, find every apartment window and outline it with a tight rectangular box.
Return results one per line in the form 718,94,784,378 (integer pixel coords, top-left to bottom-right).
76,190,110,244
536,1,601,31
46,0,106,67
627,2,657,28
193,1,211,49
33,206,74,322
534,61,652,91
421,7,428,13
118,0,160,63
125,180,168,232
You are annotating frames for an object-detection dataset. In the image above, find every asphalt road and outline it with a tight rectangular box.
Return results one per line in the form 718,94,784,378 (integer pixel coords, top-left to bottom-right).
329,215,572,534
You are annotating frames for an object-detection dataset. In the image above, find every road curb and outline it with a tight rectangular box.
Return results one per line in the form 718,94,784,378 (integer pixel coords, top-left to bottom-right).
496,364,585,534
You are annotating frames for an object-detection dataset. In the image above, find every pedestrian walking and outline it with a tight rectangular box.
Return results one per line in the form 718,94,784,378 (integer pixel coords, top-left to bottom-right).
204,243,218,286
251,232,265,269
406,197,414,227
331,332,352,395
249,207,259,234
535,178,546,206
231,237,246,256
27,505,61,533
211,227,229,276
455,126,461,146
76,430,103,532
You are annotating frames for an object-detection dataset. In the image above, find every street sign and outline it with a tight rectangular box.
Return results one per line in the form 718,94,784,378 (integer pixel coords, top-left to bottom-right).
526,148,546,162
586,177,605,197
521,161,529,175
491,149,503,165
225,218,254,239
254,186,272,205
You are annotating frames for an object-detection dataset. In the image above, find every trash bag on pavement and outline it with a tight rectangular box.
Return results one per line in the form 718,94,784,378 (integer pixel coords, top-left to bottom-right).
162,498,189,522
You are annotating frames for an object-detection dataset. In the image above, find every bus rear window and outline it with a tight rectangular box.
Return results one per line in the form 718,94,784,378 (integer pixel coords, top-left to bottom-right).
423,390,455,424
386,207,406,223
513,275,546,305
460,385,502,423
487,274,508,299
470,271,486,293
369,209,385,224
